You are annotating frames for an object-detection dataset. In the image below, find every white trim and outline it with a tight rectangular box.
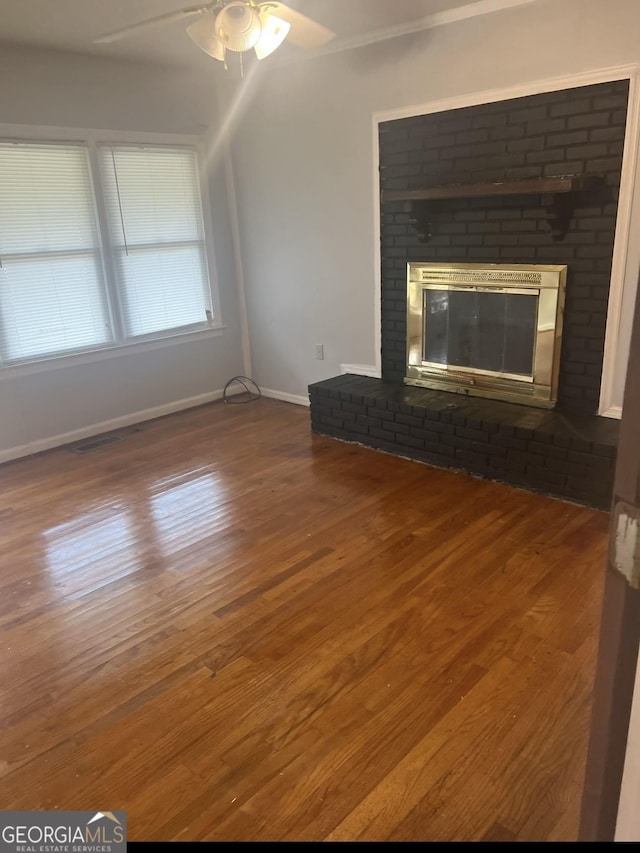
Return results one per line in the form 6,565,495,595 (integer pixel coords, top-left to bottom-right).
0,123,203,146
373,64,640,124
371,109,383,379
222,130,252,377
0,388,238,464
599,71,640,417
0,325,225,382
341,363,382,379
372,63,640,418
260,387,310,407
196,136,225,330
600,404,623,421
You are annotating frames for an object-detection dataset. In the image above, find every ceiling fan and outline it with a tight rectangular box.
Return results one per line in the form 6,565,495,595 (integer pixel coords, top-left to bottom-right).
94,1,336,66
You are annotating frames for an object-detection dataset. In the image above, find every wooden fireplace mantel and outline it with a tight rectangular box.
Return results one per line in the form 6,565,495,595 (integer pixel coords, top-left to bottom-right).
381,174,602,243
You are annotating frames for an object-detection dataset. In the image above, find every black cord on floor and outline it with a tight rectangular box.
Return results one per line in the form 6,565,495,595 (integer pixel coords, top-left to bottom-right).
223,376,262,404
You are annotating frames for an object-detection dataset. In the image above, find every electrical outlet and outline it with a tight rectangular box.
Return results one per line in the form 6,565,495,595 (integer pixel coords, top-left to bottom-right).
315,344,324,360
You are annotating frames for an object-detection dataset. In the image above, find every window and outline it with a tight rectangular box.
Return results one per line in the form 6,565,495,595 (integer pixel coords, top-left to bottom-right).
0,142,111,363
99,145,211,339
0,137,215,368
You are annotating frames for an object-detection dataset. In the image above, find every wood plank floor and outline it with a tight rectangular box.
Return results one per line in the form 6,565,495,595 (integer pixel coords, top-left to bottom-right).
0,399,609,841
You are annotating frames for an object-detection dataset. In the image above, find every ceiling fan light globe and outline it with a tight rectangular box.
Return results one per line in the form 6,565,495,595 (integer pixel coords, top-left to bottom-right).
215,2,262,53
254,11,290,60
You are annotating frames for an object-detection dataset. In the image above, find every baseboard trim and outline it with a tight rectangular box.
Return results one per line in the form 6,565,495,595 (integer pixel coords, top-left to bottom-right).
599,404,623,420
260,388,310,407
0,389,231,464
340,363,383,379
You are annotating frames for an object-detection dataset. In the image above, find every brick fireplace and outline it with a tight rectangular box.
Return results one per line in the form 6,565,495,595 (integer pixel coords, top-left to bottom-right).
309,80,628,509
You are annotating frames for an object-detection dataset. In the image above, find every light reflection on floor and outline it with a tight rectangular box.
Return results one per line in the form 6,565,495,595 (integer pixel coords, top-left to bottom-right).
42,470,229,590
149,471,228,557
43,503,137,585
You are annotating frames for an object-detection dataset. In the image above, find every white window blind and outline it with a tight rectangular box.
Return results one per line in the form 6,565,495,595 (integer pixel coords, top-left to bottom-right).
0,142,111,363
99,145,211,339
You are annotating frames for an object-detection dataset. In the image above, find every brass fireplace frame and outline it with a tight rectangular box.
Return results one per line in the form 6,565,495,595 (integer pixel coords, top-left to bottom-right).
405,262,567,408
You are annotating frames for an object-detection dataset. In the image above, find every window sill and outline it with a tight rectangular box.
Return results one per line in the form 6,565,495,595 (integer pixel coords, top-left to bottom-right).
0,325,226,381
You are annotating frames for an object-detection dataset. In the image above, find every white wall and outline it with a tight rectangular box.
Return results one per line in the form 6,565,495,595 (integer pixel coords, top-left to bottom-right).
0,44,245,460
230,0,640,404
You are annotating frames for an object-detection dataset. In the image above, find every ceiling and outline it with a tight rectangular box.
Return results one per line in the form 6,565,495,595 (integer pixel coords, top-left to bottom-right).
0,0,538,69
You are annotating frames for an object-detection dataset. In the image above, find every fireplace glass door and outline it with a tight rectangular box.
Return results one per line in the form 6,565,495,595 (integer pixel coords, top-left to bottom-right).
405,263,567,408
423,288,538,380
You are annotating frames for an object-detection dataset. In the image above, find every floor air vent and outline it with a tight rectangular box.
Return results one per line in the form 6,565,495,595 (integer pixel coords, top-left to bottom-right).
72,435,124,454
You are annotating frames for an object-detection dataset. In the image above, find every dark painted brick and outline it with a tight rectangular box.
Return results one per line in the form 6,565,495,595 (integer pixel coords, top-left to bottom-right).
453,209,486,221
465,220,501,234
568,112,612,129
355,415,381,430
480,441,507,458
387,420,412,435
421,132,458,150
489,125,526,141
465,416,484,430
486,208,523,220
410,427,439,444
456,448,489,466
508,136,547,153
440,433,471,450
547,130,589,147
505,166,544,180
593,94,629,110
318,415,344,429
590,126,626,142
526,148,567,165
502,219,538,232
589,156,625,172
546,458,588,477
508,449,543,467
378,81,624,422
515,427,534,440
510,105,548,124
456,425,488,442
369,426,397,443
543,161,585,176
422,419,451,436
396,434,426,450
527,118,567,135
396,413,424,427
570,143,610,159
438,116,473,134
525,467,566,488
527,441,567,459
472,113,508,130
455,129,490,144
438,222,467,234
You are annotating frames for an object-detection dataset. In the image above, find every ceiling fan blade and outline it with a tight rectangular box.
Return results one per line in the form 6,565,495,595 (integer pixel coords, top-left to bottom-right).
186,11,225,61
264,2,335,49
94,6,207,44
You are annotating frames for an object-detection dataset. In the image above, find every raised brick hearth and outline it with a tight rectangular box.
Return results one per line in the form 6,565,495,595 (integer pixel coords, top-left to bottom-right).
309,375,618,509
308,80,627,508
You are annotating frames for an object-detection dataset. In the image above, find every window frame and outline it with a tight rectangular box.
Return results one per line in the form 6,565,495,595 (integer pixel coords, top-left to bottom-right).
0,124,224,376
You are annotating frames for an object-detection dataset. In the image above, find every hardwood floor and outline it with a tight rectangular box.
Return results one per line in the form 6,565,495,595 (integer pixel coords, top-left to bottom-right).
0,399,609,841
